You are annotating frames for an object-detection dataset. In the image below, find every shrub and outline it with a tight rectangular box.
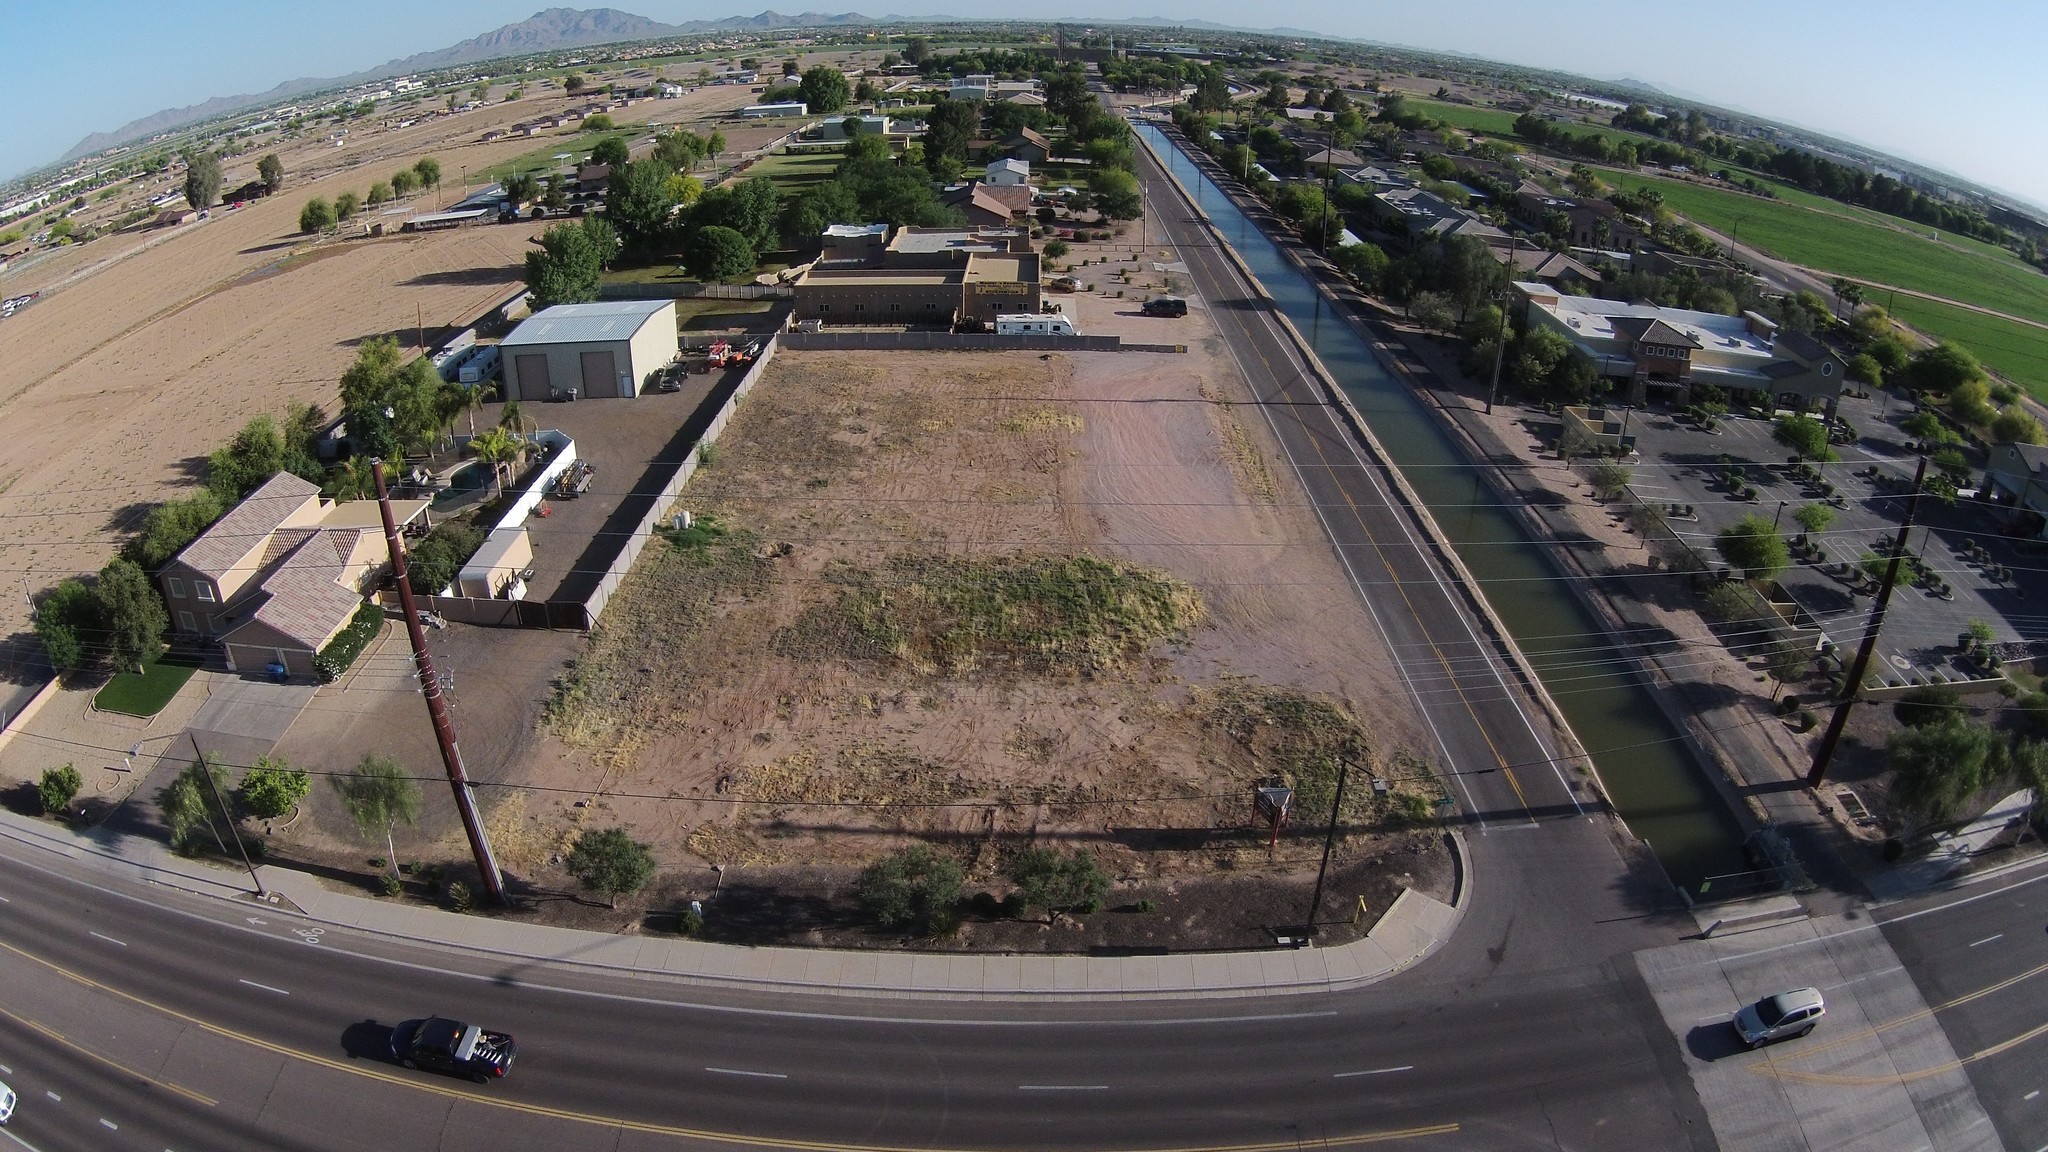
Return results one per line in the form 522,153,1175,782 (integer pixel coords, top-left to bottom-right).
1006,847,1111,921
38,764,83,816
1893,684,1961,728
855,844,964,934
1043,239,1069,258
380,872,404,896
566,826,658,908
238,755,310,819
446,881,473,912
677,907,706,935
405,520,486,595
314,602,386,683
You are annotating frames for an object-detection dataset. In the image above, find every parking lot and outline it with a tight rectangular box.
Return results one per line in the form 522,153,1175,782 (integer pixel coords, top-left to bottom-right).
1615,387,2043,675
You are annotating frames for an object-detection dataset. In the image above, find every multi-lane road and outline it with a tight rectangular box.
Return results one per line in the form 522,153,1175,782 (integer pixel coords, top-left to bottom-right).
0,122,2041,1152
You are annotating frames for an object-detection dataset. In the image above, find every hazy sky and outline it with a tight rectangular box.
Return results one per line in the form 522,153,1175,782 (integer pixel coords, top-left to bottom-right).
8,1,2045,208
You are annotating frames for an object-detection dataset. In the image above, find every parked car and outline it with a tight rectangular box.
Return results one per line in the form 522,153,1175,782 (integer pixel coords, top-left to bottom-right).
1733,987,1824,1047
0,1079,15,1124
1141,295,1188,317
1047,275,1081,293
391,1017,517,1082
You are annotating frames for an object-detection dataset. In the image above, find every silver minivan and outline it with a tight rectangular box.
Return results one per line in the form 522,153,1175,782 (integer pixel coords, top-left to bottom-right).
1734,987,1825,1047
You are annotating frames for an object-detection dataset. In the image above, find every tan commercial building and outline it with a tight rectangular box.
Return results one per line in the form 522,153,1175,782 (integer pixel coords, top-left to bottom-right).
794,226,1040,327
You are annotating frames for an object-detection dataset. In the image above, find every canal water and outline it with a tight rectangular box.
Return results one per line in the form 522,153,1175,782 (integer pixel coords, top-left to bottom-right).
1135,123,1750,894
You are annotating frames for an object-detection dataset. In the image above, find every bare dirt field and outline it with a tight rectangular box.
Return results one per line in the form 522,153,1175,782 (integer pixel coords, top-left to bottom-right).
0,86,761,682
289,338,1445,951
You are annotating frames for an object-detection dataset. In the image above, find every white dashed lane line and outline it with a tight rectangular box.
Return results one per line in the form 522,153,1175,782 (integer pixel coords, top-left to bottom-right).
702,1067,786,1080
237,979,289,996
1970,934,2005,948
87,932,126,948
43,1091,59,1102
1333,1066,1414,1078
98,1119,117,1131
1018,1084,1108,1091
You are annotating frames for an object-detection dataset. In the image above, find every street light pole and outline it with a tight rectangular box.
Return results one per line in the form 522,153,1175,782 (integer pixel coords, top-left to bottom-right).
1304,757,1354,936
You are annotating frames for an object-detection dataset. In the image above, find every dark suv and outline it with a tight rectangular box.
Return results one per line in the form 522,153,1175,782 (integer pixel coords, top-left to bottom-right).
391,1017,517,1083
1141,296,1188,317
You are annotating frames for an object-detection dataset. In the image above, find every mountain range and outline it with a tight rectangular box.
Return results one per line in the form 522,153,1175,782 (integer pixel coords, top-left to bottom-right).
58,7,880,163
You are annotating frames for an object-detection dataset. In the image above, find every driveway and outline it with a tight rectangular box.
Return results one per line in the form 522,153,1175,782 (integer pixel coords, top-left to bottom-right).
183,672,317,767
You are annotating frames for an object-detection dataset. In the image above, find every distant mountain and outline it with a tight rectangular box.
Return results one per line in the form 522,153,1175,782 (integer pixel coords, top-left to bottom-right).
58,7,876,164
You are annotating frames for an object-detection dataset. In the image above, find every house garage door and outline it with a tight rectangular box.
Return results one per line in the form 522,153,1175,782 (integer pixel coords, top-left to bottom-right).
514,353,551,400
579,349,619,398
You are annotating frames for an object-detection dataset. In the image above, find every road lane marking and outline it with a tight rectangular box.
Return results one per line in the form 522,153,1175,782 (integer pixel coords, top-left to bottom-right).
0,1009,214,1107
2026,1090,2040,1100
0,1063,9,1073
1971,934,2004,948
0,936,1458,1151
1752,957,2048,1087
1019,1085,1109,1091
98,1119,117,1130
1334,1066,1413,1078
43,1091,58,1102
237,979,289,996
704,1067,786,1080
87,932,125,947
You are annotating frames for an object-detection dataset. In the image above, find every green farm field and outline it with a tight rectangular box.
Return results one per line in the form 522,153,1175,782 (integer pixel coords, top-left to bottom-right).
1613,173,2048,330
1410,99,1658,150
1883,295,2048,398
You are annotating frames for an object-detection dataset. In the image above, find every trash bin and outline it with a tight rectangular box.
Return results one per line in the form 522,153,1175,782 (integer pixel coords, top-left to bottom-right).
265,662,288,683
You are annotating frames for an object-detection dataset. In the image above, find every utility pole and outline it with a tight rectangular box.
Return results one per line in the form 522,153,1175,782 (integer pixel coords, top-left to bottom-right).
1304,757,1354,936
1809,454,1929,787
371,460,506,902
199,752,267,897
1484,236,1520,414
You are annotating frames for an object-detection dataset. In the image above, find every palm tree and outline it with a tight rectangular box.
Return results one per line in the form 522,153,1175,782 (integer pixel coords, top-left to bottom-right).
463,382,497,437
469,427,521,496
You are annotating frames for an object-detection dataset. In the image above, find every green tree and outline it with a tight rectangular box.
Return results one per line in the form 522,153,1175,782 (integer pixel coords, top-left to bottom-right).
298,197,335,233
690,177,781,250
799,65,850,113
564,73,587,95
38,764,83,817
653,129,706,172
1588,460,1634,500
412,157,441,190
366,181,393,206
182,149,223,210
237,755,310,820
1792,504,1834,535
97,558,166,672
1090,168,1142,220
1773,414,1835,460
331,753,421,881
33,579,98,670
1992,406,2047,445
525,216,617,308
1888,717,1997,828
605,159,679,255
466,428,522,498
687,224,756,281
854,844,964,933
1006,847,1110,922
1893,684,1961,729
256,153,285,192
1330,240,1390,288
333,190,361,221
904,36,930,65
583,113,616,133
1907,341,1984,395
589,135,630,168
502,172,538,207
390,168,419,198
923,98,980,170
207,415,287,500
159,755,236,855
126,492,226,571
566,827,658,909
1846,352,1884,386
1899,409,1961,446
1715,513,1790,582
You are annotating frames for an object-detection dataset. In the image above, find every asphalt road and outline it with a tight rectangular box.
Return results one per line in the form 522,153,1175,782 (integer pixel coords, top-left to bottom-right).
0,136,1727,1152
1880,866,2048,1151
0,841,1713,1152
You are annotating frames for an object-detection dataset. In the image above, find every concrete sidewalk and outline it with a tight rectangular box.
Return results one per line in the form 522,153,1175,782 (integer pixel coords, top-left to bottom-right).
0,803,1469,1002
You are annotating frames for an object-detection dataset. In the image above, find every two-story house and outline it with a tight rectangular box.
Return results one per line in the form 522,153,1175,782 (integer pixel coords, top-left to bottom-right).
158,473,429,678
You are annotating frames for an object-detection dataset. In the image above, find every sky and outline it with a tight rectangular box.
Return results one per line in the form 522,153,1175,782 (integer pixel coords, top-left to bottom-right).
7,0,2047,210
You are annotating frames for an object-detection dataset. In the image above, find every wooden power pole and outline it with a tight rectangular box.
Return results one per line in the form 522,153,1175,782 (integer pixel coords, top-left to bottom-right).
371,460,506,902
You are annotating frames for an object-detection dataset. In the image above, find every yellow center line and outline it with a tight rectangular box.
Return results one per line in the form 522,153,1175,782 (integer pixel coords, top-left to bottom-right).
0,1002,217,1107
1749,958,2048,1087
0,938,1455,1150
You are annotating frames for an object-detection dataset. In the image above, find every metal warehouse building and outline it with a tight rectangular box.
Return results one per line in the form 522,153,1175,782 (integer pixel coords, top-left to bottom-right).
499,300,680,401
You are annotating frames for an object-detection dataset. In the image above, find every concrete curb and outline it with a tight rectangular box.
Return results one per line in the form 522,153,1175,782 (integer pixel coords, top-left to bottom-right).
0,801,1469,1003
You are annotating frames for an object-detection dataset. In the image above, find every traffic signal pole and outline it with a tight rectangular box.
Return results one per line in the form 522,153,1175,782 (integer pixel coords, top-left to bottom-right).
372,460,506,903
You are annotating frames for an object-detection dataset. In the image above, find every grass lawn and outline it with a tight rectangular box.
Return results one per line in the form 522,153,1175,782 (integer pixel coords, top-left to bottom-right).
1610,172,2048,330
483,139,596,183
745,150,844,193
1883,295,2048,399
675,298,779,330
94,651,201,718
1410,98,1658,150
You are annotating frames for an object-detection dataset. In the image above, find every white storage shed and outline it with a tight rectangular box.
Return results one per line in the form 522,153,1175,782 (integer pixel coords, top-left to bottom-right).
499,300,679,401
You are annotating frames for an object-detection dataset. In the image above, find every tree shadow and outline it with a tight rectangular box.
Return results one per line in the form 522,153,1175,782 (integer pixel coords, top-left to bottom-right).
171,455,212,485
239,239,299,256
0,783,46,819
398,268,519,288
101,501,162,535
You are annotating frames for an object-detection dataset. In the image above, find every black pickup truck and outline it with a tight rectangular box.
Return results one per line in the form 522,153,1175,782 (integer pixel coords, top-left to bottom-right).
391,1017,517,1083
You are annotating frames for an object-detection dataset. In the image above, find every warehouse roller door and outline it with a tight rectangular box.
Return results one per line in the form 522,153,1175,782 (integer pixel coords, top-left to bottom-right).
580,349,620,398
514,353,551,400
